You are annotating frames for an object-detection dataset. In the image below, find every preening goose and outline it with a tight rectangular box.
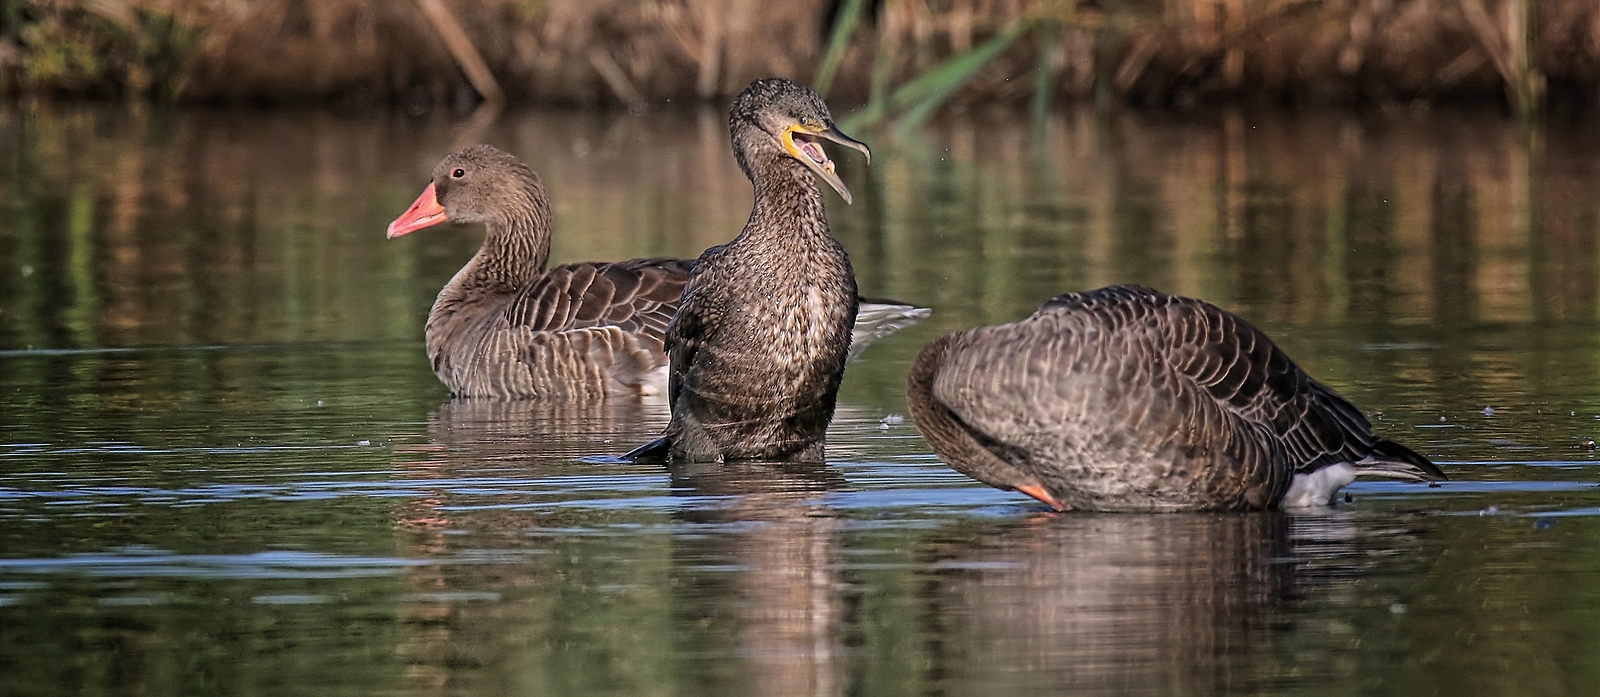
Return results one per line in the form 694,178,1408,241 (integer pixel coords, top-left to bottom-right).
388,144,927,400
907,285,1445,511
627,78,870,462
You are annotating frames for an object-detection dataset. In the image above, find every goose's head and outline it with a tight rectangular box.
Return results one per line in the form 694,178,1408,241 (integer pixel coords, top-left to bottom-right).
728,78,871,204
388,144,546,238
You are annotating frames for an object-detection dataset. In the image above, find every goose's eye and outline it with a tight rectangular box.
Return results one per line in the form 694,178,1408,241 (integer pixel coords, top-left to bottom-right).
451,168,466,179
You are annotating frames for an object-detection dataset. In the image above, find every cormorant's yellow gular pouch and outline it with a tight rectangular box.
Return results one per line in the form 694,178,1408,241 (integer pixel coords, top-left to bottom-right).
782,121,870,204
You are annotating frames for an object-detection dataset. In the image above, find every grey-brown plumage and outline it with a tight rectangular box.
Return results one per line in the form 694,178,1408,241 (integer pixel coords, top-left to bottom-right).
389,144,689,399
391,144,924,400
907,285,1445,511
627,79,870,462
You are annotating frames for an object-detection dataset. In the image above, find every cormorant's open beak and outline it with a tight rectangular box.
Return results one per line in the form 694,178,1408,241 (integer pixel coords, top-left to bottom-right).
783,122,871,204
387,183,449,238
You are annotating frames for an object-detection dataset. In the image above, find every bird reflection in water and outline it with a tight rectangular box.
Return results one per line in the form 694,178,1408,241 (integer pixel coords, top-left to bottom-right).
409,397,667,458
669,460,849,697
391,397,668,532
927,512,1294,695
390,397,672,693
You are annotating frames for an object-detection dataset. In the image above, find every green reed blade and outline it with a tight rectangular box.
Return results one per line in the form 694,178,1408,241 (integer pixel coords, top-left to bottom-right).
814,0,867,98
891,22,1030,132
1031,25,1060,124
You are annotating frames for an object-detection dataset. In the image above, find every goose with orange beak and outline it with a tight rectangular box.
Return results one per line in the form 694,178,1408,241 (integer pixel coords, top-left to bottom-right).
384,136,923,400
387,182,447,238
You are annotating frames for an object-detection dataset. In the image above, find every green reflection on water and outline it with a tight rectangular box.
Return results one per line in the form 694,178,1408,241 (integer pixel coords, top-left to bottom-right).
4,103,1600,696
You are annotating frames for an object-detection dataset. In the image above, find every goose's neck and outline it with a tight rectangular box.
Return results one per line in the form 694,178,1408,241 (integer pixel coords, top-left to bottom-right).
456,206,552,294
906,337,963,449
906,335,1007,478
424,193,551,381
740,155,830,245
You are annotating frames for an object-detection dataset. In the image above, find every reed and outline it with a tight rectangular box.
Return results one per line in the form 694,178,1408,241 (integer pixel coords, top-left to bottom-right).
844,19,1032,131
6,103,1586,354
0,0,1596,118
813,0,865,97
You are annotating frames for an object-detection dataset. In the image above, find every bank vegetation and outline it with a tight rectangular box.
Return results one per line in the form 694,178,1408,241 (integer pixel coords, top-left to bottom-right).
0,0,1595,117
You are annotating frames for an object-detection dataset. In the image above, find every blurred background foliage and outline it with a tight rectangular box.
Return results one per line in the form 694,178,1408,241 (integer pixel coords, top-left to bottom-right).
0,0,1589,119
0,0,195,97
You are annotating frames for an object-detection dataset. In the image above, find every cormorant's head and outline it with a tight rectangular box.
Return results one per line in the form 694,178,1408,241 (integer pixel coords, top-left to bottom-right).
727,77,871,203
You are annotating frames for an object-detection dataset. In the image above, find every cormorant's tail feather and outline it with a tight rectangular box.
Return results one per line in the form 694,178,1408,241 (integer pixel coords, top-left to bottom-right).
623,436,671,463
1361,440,1447,481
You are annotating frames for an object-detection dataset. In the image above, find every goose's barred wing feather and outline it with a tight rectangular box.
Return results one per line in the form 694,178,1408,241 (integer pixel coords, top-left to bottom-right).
1040,285,1381,476
502,257,694,340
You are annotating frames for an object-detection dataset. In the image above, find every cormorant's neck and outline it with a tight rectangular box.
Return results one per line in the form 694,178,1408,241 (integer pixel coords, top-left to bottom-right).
741,153,830,244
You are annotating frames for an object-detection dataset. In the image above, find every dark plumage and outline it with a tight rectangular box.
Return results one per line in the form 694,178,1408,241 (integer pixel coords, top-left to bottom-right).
907,285,1445,511
627,78,871,461
390,144,924,400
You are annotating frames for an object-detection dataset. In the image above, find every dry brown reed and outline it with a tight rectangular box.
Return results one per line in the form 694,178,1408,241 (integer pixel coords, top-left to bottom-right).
3,0,1600,114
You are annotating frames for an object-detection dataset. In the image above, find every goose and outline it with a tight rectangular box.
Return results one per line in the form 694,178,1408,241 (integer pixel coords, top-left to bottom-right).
626,78,868,462
387,143,927,400
907,285,1445,511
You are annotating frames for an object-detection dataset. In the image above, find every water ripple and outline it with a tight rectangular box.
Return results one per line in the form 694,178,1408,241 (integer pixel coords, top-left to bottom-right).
0,550,433,579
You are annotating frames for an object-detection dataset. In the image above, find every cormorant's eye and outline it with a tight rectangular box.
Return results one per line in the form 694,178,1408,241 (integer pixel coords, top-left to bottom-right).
451,168,466,179
800,117,822,130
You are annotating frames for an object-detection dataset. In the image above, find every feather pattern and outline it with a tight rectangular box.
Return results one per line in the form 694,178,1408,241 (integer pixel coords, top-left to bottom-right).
908,285,1444,511
631,78,872,461
429,257,693,399
398,144,927,401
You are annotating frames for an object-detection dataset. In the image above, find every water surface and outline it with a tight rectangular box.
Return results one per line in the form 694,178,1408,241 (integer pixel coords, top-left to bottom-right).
3,104,1600,695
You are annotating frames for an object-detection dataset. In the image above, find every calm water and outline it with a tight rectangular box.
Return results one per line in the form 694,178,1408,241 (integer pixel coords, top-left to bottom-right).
4,103,1600,695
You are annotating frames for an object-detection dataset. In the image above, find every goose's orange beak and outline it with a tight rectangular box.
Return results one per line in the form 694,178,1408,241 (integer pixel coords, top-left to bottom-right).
1015,483,1067,511
387,183,448,238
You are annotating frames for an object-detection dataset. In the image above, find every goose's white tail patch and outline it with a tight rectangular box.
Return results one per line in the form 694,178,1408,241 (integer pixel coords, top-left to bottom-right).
638,366,669,397
1281,463,1357,508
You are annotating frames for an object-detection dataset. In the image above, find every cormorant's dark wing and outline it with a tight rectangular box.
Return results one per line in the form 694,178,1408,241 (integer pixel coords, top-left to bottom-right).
663,252,724,411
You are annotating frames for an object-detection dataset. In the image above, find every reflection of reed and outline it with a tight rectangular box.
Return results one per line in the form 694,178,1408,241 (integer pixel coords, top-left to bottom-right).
879,104,1600,441
5,106,1600,420
927,513,1290,695
392,397,674,695
669,462,848,697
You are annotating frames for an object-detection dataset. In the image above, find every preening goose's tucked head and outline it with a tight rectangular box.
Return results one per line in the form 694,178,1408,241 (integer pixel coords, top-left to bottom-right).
387,144,546,238
727,77,871,203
